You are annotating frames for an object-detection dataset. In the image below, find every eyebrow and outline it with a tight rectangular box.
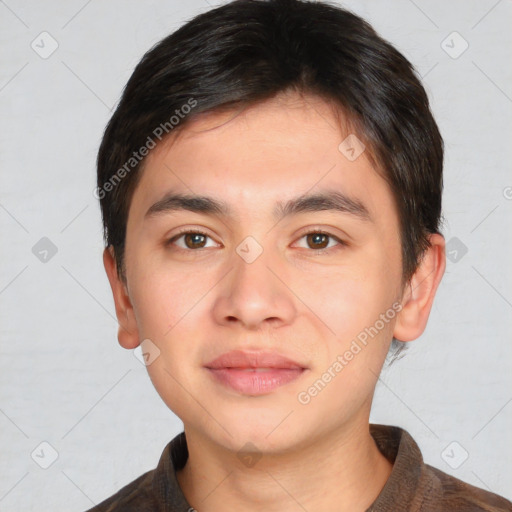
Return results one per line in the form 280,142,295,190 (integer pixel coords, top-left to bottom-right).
144,190,372,222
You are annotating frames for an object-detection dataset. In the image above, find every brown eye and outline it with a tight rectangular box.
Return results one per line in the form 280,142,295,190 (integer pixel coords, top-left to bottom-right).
167,230,216,250
182,233,207,249
295,230,346,254
306,233,330,249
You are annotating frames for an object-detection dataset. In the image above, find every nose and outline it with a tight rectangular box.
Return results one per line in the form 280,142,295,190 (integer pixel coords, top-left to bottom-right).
211,243,297,330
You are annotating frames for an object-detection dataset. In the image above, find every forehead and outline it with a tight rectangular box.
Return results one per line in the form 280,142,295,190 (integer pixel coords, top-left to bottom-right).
128,93,395,224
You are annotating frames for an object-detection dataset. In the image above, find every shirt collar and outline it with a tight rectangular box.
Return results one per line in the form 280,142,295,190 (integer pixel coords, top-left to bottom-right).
366,423,424,510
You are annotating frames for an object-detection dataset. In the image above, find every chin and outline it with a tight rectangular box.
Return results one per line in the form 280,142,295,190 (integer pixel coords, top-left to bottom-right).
214,416,306,455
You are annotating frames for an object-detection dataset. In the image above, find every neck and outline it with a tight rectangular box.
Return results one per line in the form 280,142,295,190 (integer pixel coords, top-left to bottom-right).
175,420,393,512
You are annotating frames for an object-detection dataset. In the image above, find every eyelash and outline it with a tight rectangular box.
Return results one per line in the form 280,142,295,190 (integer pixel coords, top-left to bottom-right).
166,228,347,255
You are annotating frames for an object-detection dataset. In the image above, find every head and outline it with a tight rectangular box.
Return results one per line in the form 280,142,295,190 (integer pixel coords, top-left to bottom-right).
99,0,445,452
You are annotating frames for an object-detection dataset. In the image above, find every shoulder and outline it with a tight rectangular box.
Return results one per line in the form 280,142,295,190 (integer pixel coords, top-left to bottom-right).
421,462,512,511
82,469,160,512
368,423,512,511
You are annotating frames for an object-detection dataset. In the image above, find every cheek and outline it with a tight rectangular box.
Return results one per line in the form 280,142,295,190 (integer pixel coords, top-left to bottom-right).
301,272,397,415
311,261,393,330
129,262,214,381
130,267,209,414
130,261,208,339
309,255,399,373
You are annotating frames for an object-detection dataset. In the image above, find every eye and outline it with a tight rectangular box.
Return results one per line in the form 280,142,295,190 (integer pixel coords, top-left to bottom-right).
166,229,218,250
294,230,346,254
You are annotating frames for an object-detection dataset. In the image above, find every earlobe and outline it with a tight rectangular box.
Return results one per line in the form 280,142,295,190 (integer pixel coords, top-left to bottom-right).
393,233,446,342
102,246,140,350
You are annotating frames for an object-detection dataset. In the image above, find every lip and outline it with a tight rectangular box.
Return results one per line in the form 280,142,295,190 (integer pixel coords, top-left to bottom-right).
205,349,305,370
204,350,307,396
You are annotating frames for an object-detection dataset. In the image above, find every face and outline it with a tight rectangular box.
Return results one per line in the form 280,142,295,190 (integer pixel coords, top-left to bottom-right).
116,93,407,453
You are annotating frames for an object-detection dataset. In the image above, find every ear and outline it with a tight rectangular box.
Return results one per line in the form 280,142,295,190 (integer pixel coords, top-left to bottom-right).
393,233,446,342
103,246,140,349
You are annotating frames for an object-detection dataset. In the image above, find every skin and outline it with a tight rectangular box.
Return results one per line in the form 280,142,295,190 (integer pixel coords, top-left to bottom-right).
103,91,446,512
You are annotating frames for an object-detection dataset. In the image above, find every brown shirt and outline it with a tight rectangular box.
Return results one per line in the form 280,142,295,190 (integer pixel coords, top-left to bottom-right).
85,423,512,511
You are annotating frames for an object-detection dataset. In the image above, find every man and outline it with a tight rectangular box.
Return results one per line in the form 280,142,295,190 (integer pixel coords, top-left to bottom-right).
88,0,512,510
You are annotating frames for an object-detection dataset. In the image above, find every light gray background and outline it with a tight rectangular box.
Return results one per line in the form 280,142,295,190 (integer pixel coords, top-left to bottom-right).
1,0,511,510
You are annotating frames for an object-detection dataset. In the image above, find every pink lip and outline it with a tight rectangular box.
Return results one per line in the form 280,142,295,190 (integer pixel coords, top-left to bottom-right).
207,367,306,395
204,349,307,395
205,349,305,370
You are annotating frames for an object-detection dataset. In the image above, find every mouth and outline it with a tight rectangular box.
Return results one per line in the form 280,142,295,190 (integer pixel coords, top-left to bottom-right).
206,367,307,395
204,349,308,395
